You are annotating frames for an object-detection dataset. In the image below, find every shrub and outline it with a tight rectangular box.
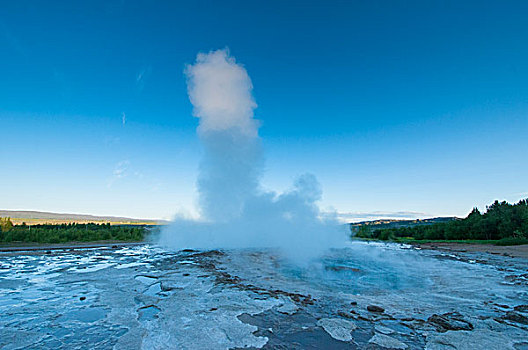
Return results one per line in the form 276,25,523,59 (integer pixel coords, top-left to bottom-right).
495,237,528,246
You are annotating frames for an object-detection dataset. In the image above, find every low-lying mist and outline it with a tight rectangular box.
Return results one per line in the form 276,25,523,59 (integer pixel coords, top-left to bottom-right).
159,49,346,261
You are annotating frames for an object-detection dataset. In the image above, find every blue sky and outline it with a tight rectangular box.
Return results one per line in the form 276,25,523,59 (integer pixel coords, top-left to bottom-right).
1,1,527,221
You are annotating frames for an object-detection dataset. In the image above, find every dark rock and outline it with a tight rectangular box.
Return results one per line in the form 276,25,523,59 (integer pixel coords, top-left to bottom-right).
210,307,218,311
367,305,385,313
351,301,357,306
326,265,361,273
427,312,473,332
337,311,355,319
358,315,372,321
514,305,528,312
301,297,314,306
183,273,190,277
45,250,52,254
513,342,528,350
160,283,174,292
504,311,528,325
111,245,118,249
188,249,224,258
80,296,86,301
401,318,427,331
505,274,528,286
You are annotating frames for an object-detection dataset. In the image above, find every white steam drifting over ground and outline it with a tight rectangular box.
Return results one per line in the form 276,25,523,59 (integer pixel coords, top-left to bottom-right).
159,49,345,261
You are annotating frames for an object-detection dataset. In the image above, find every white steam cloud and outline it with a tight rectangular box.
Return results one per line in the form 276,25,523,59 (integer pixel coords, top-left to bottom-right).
186,50,258,137
159,49,344,261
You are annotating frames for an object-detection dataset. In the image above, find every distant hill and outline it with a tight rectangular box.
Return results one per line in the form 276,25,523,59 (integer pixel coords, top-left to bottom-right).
350,217,456,234
0,210,167,225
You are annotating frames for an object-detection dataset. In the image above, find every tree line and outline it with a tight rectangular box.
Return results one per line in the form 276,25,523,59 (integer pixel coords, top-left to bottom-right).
0,220,148,244
355,199,528,244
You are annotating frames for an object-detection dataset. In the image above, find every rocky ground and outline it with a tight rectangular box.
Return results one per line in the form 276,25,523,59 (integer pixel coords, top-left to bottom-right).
0,241,144,253
0,242,527,349
416,242,528,259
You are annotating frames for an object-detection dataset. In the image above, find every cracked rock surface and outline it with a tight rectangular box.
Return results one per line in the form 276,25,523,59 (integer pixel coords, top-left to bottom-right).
0,241,527,349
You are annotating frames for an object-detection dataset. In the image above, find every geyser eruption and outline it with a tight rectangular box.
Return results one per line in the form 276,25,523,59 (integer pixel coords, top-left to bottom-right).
186,49,262,222
160,49,344,260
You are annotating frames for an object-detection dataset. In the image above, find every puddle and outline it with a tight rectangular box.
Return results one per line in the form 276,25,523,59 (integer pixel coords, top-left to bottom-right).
61,307,107,323
144,282,162,296
138,305,161,321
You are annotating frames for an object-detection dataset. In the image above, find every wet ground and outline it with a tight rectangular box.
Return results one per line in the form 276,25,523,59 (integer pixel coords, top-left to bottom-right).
416,242,528,259
0,242,527,349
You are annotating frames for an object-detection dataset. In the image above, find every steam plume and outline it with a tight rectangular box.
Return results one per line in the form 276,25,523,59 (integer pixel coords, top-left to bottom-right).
160,49,344,261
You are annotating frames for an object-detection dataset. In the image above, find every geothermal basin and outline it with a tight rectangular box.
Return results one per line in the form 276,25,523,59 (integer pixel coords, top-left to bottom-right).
0,242,527,349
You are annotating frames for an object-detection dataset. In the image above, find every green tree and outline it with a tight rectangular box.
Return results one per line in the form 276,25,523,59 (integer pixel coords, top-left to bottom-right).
0,217,14,233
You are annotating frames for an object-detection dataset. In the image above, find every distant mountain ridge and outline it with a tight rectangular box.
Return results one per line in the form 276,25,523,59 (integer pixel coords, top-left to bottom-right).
1,210,453,227
0,210,166,224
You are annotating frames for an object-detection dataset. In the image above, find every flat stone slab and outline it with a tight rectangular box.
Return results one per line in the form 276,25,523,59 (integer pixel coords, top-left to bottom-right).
375,325,395,335
369,333,408,349
277,299,299,315
317,318,357,342
426,329,516,350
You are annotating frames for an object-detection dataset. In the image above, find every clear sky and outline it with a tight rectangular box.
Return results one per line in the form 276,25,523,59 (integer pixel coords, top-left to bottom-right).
1,1,527,221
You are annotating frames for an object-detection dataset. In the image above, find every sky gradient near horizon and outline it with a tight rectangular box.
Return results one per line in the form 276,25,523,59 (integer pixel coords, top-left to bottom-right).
1,1,527,221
